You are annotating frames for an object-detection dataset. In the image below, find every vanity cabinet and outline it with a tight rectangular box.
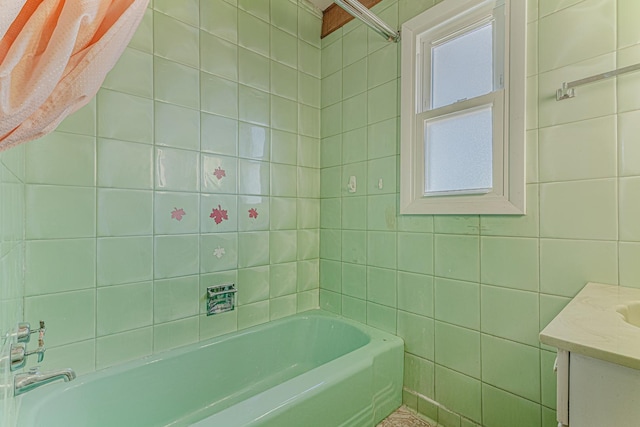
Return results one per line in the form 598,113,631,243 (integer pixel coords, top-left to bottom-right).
556,351,640,427
540,283,640,427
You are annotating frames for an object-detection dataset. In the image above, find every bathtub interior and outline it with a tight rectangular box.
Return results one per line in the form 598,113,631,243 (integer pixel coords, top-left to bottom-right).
16,311,402,427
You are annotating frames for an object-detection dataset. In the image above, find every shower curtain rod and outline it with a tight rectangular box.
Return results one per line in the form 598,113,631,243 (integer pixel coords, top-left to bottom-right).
334,0,400,42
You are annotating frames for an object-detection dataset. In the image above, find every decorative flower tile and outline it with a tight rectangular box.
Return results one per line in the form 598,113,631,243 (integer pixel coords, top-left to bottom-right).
171,207,186,221
213,166,226,180
248,208,259,219
210,204,229,224
213,246,226,259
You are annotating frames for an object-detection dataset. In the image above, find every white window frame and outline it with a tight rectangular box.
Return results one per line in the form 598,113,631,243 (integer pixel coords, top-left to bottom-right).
400,0,526,215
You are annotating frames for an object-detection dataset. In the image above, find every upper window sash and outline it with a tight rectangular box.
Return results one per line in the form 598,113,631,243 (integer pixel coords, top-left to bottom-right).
416,0,505,114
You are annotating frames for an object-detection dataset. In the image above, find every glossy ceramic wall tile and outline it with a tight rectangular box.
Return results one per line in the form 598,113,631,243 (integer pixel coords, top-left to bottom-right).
3,0,637,425
319,0,638,426
0,144,25,425
7,0,321,379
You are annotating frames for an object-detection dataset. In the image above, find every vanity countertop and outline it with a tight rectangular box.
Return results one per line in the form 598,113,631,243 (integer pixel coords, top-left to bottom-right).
540,282,640,370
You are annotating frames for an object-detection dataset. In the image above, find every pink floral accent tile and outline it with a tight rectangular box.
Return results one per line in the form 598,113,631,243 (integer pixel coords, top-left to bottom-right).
248,208,258,219
213,166,226,180
171,207,186,221
210,204,228,224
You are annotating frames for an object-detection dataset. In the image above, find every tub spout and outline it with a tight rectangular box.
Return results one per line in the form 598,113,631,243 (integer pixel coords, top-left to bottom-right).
14,367,76,396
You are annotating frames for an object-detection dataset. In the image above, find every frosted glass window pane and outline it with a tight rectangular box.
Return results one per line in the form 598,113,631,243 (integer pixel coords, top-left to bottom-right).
431,23,493,109
425,106,493,194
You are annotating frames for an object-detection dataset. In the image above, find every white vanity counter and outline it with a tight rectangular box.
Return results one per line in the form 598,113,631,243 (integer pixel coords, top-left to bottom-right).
540,282,640,427
540,282,640,370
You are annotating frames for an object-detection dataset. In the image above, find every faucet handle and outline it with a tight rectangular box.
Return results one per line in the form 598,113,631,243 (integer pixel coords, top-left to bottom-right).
25,346,46,364
14,320,45,344
10,343,26,371
14,323,31,343
9,342,46,371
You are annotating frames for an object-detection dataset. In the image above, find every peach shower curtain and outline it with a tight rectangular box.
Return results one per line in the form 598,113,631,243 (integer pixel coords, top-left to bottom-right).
0,0,149,151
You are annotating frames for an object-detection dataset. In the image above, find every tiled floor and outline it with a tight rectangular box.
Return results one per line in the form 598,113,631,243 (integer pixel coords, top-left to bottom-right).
377,406,434,427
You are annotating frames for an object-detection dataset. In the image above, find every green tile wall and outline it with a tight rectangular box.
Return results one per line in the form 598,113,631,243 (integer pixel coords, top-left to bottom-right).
0,144,25,425
319,0,640,426
3,0,321,380
3,0,640,426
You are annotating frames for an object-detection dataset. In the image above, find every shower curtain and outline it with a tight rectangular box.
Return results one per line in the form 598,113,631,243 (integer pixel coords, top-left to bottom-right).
0,0,149,152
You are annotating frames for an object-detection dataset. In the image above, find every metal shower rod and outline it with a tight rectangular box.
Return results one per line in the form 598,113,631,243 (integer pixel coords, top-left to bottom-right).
333,0,400,42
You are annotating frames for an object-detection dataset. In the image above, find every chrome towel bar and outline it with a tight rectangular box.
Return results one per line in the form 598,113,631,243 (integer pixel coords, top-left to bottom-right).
556,62,640,101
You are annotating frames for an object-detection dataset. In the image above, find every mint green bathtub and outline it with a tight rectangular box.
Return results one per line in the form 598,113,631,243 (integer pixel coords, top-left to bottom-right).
16,310,403,426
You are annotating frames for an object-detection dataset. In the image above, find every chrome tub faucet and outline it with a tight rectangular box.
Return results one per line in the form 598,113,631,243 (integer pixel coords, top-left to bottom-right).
3,320,78,395
14,367,76,396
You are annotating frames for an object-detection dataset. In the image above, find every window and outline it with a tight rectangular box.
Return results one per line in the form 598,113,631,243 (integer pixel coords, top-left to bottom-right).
400,0,526,214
